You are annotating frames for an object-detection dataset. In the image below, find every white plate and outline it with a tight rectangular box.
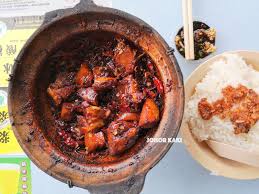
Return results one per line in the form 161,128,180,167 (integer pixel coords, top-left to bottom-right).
180,50,259,180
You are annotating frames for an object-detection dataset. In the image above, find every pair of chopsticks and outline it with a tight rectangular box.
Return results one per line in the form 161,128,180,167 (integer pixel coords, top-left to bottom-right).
182,0,194,60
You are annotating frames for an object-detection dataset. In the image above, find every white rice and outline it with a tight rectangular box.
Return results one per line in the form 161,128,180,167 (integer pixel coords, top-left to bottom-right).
185,54,259,151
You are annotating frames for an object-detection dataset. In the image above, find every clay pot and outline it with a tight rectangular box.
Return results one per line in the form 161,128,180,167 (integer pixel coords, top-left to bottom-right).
8,0,184,193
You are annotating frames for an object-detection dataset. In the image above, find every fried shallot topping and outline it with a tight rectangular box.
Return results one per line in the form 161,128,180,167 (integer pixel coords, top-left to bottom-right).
198,84,259,134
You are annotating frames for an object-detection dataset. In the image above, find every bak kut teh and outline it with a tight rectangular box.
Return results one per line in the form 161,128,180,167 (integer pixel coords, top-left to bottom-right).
46,32,164,161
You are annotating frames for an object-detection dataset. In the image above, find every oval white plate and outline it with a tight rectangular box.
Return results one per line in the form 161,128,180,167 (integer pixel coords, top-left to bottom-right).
181,50,259,180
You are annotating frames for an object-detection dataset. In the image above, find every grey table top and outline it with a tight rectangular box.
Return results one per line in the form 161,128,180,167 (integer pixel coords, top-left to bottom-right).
32,0,259,193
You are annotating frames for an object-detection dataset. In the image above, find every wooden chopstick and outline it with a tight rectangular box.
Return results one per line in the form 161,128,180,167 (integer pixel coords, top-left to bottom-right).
182,0,194,60
182,0,190,59
187,0,194,60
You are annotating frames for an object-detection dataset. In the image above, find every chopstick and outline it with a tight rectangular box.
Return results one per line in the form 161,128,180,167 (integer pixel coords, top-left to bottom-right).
182,0,194,60
187,0,194,59
182,0,190,59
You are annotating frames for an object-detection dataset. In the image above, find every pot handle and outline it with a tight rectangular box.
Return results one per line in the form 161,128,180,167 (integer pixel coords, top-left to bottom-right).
87,174,146,194
77,0,97,7
43,0,97,24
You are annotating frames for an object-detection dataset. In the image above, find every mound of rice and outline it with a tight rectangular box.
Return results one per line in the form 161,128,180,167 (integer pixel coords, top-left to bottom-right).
185,54,259,150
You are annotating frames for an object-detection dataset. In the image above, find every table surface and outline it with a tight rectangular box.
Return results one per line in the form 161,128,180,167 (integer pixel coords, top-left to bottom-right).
31,0,259,193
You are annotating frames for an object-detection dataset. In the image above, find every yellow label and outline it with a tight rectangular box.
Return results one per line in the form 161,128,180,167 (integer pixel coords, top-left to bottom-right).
0,105,23,155
0,28,36,87
0,165,20,194
0,158,32,194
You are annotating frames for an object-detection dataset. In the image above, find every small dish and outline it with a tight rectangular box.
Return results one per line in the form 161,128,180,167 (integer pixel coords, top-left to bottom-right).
181,50,259,180
174,21,216,60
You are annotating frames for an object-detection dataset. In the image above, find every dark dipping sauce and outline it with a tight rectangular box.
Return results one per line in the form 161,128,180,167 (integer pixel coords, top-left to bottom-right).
175,21,216,60
39,32,164,165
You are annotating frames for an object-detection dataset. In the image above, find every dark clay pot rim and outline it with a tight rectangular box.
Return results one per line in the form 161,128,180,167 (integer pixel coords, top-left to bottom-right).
8,1,184,190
